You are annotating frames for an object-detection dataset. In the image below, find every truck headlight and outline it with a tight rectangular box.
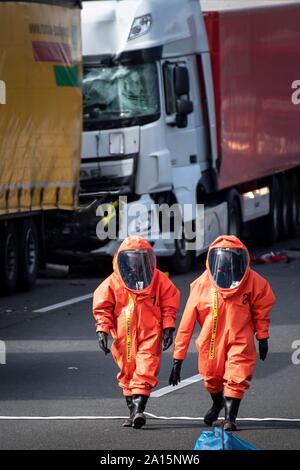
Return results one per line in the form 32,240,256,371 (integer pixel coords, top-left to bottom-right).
128,14,152,41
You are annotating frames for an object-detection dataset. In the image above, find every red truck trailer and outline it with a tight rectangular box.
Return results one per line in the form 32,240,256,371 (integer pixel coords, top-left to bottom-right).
204,2,300,189
201,0,300,243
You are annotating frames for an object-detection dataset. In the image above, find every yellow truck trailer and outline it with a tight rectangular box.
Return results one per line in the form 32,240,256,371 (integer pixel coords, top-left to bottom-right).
0,0,82,293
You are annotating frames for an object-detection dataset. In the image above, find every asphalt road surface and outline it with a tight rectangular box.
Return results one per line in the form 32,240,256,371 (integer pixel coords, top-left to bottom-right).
0,237,300,450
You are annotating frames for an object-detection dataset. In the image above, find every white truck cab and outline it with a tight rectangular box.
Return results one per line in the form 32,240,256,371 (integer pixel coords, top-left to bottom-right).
80,0,228,272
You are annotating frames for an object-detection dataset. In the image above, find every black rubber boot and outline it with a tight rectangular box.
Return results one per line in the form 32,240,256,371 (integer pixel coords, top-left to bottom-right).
223,397,241,431
132,395,148,429
122,396,133,427
204,391,225,426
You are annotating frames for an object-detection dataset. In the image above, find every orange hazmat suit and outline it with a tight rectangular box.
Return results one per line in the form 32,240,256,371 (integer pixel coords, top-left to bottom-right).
93,236,180,397
173,235,275,399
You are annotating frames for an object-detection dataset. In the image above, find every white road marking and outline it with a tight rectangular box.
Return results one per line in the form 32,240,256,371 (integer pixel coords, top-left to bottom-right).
151,374,203,397
0,416,127,420
146,414,300,422
33,293,93,313
0,415,299,422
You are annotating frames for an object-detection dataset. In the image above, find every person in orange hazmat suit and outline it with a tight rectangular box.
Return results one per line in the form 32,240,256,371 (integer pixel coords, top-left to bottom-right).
93,236,180,429
169,235,275,431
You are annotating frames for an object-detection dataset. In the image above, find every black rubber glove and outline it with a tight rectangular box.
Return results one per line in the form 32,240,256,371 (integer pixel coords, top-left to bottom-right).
259,338,268,361
168,359,183,386
162,328,175,351
97,332,110,355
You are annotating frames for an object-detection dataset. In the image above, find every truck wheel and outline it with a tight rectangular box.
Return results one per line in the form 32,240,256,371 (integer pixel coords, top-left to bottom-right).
0,222,19,294
17,219,39,291
266,176,282,243
227,194,242,238
169,236,194,274
250,176,282,245
289,173,299,238
281,175,291,239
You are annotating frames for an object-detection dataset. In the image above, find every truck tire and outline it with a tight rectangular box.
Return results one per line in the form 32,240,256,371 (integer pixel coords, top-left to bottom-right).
250,176,282,246
227,193,242,238
17,218,39,291
289,173,299,238
0,222,19,294
169,236,194,274
281,174,291,239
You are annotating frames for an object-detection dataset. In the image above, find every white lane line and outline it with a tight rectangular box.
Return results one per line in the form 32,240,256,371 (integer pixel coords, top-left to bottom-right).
0,416,127,420
0,415,299,422
146,414,300,422
34,293,93,313
151,374,203,398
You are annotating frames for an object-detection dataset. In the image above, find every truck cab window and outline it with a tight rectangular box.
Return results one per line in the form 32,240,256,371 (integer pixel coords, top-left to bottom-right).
83,62,160,130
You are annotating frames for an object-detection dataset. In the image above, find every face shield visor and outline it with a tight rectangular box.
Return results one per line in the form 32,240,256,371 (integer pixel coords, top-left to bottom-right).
118,249,156,291
208,248,249,289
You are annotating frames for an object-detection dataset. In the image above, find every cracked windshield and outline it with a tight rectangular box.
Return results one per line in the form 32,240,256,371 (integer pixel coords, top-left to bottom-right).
83,63,160,127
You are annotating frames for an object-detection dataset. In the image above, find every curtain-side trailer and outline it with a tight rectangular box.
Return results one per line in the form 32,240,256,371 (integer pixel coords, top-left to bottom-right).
0,0,82,293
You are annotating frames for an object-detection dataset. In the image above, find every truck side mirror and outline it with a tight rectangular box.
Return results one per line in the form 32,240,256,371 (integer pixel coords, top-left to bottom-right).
176,99,193,116
174,66,190,96
175,98,194,128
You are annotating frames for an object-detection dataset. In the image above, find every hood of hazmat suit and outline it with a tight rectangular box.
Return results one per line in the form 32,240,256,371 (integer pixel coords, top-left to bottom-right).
115,237,156,293
207,235,250,292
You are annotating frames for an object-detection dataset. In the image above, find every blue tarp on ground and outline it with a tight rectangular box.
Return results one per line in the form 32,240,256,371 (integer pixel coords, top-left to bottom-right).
194,426,258,450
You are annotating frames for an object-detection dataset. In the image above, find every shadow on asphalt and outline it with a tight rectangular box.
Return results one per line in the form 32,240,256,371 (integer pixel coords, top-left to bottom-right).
121,420,300,431
0,351,293,401
234,422,300,431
